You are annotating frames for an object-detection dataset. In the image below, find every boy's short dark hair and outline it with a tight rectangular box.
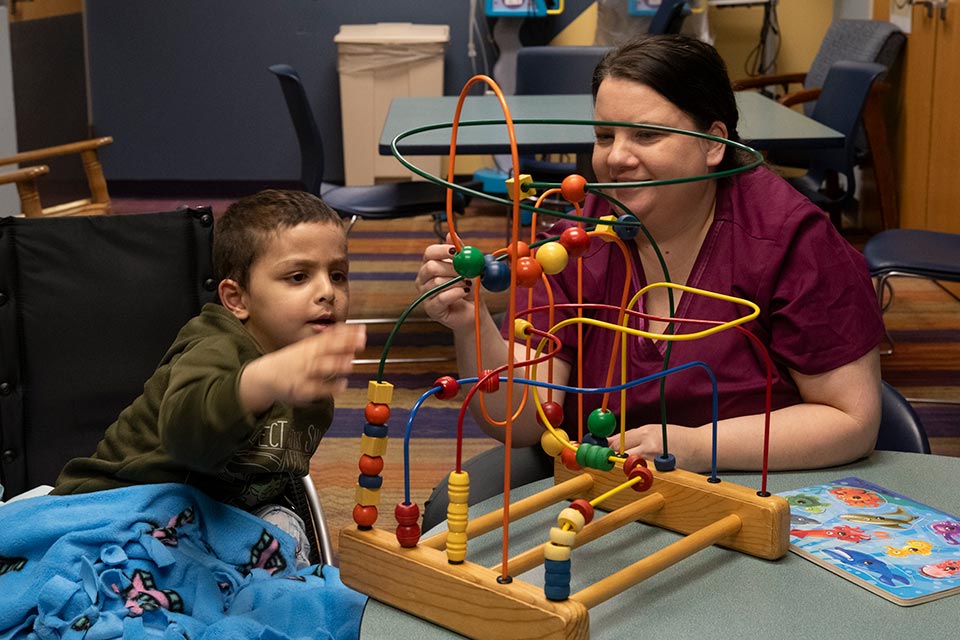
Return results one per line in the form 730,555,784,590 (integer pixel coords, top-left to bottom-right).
214,189,343,285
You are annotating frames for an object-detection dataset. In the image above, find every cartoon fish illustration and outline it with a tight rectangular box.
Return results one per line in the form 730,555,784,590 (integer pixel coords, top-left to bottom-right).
787,493,831,514
920,559,960,579
884,540,933,558
829,486,885,508
931,521,960,545
839,506,918,529
822,547,911,587
791,514,821,526
791,525,872,543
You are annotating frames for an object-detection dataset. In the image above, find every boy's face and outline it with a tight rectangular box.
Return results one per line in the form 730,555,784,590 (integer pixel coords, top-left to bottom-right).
234,221,350,353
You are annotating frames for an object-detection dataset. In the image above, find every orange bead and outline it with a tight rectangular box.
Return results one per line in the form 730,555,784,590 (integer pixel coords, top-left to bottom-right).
560,174,588,203
506,241,531,260
364,402,390,425
560,446,581,470
353,503,378,528
358,454,384,476
515,256,543,288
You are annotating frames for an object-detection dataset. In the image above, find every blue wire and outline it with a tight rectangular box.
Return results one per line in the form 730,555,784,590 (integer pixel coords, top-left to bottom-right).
400,360,720,503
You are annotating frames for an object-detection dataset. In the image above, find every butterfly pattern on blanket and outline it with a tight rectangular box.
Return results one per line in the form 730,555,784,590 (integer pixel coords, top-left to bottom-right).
0,483,366,639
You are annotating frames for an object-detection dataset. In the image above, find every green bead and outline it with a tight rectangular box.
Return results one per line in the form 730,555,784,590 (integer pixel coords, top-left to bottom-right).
453,246,486,279
587,408,617,438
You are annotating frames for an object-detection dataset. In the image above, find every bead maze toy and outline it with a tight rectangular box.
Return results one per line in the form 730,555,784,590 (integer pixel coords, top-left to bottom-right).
338,76,791,639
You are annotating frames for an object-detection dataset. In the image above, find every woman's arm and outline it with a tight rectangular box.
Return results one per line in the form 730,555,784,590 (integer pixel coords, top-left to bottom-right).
609,348,882,472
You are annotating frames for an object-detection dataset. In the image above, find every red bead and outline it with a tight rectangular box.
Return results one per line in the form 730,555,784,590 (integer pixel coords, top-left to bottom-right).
560,446,581,470
358,454,384,476
560,174,588,203
395,501,420,526
515,256,543,288
558,227,591,259
396,523,422,548
364,402,390,425
479,369,500,393
628,465,654,492
623,454,647,476
353,504,378,527
433,375,460,400
569,498,594,524
537,401,564,429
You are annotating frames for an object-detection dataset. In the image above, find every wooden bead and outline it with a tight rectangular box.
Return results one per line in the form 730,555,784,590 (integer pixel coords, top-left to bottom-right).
623,454,647,476
560,446,581,470
358,473,383,489
367,380,394,404
359,433,389,457
560,174,588,203
395,501,420,525
433,375,459,400
363,422,389,438
453,245,486,279
534,242,569,275
358,454,384,476
537,400,564,429
587,408,617,438
615,214,640,240
628,465,655,492
558,226,591,259
543,542,572,562
396,523,421,548
355,486,381,507
353,504,378,528
557,507,586,532
505,173,535,200
480,257,511,292
549,526,578,547
540,428,570,458
513,318,534,339
515,256,543,288
478,369,500,393
364,402,390,425
569,499,594,524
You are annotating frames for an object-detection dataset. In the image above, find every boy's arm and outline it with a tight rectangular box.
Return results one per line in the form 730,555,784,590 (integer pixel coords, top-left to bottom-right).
238,323,366,414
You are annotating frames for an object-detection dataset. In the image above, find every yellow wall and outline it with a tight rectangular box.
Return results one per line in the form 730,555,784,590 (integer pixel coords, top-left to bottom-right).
550,1,834,81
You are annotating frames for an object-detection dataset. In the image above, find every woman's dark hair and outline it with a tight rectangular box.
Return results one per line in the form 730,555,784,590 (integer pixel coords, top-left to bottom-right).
592,34,752,171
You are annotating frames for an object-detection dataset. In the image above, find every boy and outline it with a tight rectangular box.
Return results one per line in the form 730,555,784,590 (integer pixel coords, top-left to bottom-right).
53,189,365,565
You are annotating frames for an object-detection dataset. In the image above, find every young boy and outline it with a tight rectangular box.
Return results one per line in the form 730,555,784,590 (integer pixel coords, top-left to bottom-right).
52,189,365,565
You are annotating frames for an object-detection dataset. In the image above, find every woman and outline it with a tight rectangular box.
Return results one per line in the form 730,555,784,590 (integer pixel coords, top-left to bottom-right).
416,34,883,473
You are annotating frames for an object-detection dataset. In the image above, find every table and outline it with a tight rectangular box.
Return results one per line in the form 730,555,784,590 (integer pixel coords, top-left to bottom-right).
378,91,843,160
358,451,960,639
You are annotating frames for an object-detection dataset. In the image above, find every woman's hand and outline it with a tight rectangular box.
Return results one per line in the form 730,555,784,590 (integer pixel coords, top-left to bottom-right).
416,240,477,331
607,423,712,472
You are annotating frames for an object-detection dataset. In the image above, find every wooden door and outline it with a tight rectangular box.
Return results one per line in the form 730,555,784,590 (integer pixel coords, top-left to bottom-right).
876,0,960,232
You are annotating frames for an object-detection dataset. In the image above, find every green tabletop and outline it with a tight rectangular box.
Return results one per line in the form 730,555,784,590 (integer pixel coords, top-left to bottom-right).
358,451,960,639
378,91,843,158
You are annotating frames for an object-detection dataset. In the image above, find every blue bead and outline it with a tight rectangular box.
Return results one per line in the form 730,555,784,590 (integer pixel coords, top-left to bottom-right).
357,474,383,489
480,257,512,292
615,214,640,240
579,433,605,447
363,422,389,438
544,584,571,601
654,452,677,471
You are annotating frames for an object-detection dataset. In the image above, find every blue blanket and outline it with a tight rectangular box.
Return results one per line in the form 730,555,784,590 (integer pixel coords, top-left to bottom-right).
0,483,366,639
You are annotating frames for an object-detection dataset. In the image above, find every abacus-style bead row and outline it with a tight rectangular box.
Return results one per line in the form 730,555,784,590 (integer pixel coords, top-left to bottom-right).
353,381,393,528
543,499,594,601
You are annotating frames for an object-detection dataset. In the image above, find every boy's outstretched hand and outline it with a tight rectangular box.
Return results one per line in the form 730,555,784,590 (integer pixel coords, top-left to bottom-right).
238,323,367,414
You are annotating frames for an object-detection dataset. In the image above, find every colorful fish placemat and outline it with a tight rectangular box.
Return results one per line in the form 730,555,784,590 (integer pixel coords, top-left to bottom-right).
779,477,960,605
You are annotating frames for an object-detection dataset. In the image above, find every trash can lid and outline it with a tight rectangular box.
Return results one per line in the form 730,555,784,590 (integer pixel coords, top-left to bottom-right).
334,23,450,44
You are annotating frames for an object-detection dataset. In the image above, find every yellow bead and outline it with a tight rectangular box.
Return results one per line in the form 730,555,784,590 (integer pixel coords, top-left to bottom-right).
558,507,586,532
593,215,620,242
446,531,468,563
543,542,572,562
355,486,381,506
359,434,389,457
540,428,570,457
367,380,394,404
504,174,536,200
549,526,578,547
535,242,569,275
447,470,470,505
513,318,534,339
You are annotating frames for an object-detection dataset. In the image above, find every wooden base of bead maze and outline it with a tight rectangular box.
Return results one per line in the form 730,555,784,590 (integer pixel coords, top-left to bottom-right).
338,459,789,639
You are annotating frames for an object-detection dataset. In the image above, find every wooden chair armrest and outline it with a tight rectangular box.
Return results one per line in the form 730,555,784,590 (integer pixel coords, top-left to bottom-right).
0,136,114,166
731,72,806,92
779,87,821,108
0,165,49,186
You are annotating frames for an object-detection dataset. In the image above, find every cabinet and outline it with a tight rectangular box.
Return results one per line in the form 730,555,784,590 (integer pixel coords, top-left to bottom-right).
877,0,960,232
